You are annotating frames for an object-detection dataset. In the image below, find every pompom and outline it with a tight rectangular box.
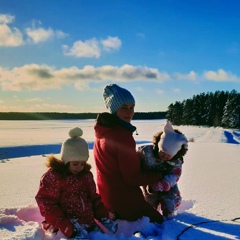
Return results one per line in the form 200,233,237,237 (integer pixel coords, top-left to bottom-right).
68,127,83,138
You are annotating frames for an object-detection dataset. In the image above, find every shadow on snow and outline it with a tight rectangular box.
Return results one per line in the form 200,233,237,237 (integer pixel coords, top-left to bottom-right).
223,130,240,144
171,212,240,240
0,141,152,161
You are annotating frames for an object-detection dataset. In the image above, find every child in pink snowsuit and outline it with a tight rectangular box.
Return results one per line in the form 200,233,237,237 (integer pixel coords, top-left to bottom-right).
35,127,117,239
138,121,188,219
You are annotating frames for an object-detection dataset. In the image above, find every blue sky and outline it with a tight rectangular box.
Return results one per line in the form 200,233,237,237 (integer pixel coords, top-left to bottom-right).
1,0,240,113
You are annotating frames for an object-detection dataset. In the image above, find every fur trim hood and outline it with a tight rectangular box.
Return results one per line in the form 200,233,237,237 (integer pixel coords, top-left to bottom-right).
46,155,91,177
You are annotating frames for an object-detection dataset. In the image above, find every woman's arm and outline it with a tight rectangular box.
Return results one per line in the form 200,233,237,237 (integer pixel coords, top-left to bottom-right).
117,134,162,186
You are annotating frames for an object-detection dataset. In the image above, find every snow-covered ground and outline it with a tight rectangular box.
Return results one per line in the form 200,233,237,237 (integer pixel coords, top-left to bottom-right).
0,119,240,240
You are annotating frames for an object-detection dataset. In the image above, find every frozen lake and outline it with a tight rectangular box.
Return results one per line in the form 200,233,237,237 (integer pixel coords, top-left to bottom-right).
0,119,163,160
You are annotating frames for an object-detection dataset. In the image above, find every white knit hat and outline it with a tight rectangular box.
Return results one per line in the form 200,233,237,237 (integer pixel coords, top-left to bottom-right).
158,121,188,157
60,127,89,164
103,84,135,114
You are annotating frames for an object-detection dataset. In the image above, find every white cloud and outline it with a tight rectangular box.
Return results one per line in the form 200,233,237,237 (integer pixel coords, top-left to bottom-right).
25,21,68,44
1,64,239,92
0,64,62,91
204,69,239,82
0,15,67,46
101,36,121,51
62,38,100,58
63,36,122,58
173,71,197,81
0,14,119,58
0,64,170,91
25,27,54,43
0,14,14,24
0,14,24,46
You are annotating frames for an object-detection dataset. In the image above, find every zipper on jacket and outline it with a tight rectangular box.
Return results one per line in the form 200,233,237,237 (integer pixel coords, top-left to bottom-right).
80,196,85,212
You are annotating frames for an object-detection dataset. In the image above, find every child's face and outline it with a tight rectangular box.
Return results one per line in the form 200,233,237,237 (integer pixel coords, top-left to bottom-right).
69,161,85,174
158,150,172,161
116,103,135,123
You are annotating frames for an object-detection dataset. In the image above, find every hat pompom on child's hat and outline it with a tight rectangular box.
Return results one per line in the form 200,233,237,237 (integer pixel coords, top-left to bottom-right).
103,84,135,114
158,121,188,157
60,127,89,165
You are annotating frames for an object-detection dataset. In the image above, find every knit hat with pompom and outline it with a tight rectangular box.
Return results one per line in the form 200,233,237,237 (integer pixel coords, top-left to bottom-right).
103,84,135,114
60,127,89,164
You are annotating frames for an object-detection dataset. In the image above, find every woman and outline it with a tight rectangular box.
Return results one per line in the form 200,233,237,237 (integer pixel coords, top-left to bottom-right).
93,84,163,224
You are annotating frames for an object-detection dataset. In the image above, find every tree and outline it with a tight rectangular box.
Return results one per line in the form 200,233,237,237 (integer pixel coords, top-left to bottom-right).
166,101,184,125
166,89,239,128
222,90,240,128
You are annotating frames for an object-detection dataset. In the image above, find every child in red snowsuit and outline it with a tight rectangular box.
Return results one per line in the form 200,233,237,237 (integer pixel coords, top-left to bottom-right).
35,127,117,239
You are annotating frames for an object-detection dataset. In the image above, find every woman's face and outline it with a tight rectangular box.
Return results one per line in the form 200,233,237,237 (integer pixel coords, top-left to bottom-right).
116,103,135,123
69,161,85,174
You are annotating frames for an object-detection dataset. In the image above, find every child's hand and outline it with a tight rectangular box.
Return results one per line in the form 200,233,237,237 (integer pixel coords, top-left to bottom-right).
55,217,74,238
45,206,74,238
41,220,58,234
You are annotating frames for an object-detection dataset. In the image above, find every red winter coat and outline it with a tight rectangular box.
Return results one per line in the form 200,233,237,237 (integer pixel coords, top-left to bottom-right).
35,158,108,227
93,113,163,223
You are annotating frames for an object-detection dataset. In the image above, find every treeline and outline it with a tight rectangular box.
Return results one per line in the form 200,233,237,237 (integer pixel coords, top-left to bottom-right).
0,111,166,120
166,89,240,128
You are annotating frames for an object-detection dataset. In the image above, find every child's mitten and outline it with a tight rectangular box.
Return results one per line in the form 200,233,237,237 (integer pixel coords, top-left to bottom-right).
55,217,74,238
45,206,74,238
152,179,171,192
151,181,164,192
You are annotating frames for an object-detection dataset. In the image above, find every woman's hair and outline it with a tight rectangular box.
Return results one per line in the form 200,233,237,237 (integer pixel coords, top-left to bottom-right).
96,112,119,127
153,129,188,160
46,155,91,178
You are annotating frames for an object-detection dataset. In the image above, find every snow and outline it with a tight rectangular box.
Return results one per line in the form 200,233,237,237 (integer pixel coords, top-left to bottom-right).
0,119,240,240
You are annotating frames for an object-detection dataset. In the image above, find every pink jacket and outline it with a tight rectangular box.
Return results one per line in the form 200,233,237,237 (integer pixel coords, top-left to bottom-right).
93,113,163,223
